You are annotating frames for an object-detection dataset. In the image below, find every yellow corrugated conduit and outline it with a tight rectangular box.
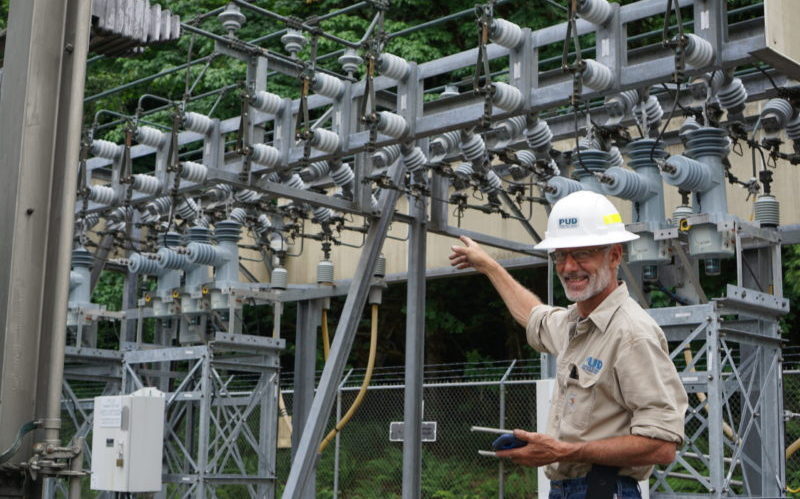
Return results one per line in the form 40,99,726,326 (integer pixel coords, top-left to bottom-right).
318,304,379,454
786,439,800,493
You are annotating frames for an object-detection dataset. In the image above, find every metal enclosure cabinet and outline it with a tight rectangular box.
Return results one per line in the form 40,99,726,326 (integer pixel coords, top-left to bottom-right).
90,388,165,492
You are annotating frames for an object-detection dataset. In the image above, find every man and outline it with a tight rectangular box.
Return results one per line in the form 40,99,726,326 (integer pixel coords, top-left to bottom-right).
449,190,687,498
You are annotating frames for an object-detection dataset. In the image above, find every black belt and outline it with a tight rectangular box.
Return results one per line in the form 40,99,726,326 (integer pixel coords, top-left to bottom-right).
585,464,620,499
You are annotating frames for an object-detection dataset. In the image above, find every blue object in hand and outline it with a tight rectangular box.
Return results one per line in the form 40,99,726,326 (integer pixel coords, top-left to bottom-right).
491,433,526,451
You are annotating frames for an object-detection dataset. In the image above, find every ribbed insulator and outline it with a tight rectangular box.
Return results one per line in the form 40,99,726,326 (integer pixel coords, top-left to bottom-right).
131,174,162,195
176,197,200,220
157,247,188,270
317,260,334,284
330,162,355,187
255,214,271,235
91,139,122,159
195,215,211,228
107,205,132,222
717,77,747,113
205,183,233,203
187,242,219,266
250,143,281,167
544,176,584,203
515,149,536,167
787,115,800,142
80,213,100,230
607,146,624,168
281,28,306,55
215,220,241,242
251,90,283,115
309,128,340,153
480,170,502,194
709,70,726,93
160,231,182,248
684,34,714,68
339,48,363,75
374,254,387,277
526,119,553,151
180,161,207,183
183,111,214,135
453,162,474,190
577,0,613,25
684,127,729,158
461,132,486,162
128,253,161,275
378,53,410,81
403,146,427,173
490,18,523,48
234,189,262,203
284,173,307,190
578,136,601,150
642,95,663,127
312,206,333,223
605,90,638,123
672,204,693,223
312,73,345,99
89,185,117,205
300,161,331,182
574,149,609,174
492,82,523,111
189,225,211,243
372,144,402,168
441,85,459,98
663,155,710,191
271,266,288,290
754,194,780,227
582,59,613,91
626,138,666,170
680,116,701,139
141,196,171,223
760,98,794,132
228,207,247,225
602,167,649,201
377,111,409,138
135,126,165,148
429,131,461,161
72,248,93,268
105,219,126,232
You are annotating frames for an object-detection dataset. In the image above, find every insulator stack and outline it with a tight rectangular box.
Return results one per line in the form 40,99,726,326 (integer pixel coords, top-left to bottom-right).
157,247,189,270
229,207,248,225
642,95,663,128
526,119,553,151
281,29,306,56
672,204,694,224
663,155,711,191
490,18,523,49
680,116,701,139
480,170,502,194
717,77,747,114
453,162,474,190
492,82,523,111
187,242,219,266
605,90,638,123
787,114,800,141
373,144,402,168
91,139,122,159
80,213,100,230
214,220,241,242
607,146,624,168
312,72,345,99
131,174,162,195
339,48,363,75
515,150,536,167
317,260,335,284
271,266,288,290
582,59,613,91
313,206,333,223
429,131,461,162
377,111,409,138
330,162,355,187
754,194,780,227
183,111,214,135
141,196,171,223
374,254,387,277
176,197,200,220
378,53,410,81
602,167,650,201
250,143,282,167
105,206,132,231
180,161,208,183
577,0,613,25
403,146,427,173
205,183,234,203
684,34,714,68
255,214,271,235
309,128,340,153
300,161,331,182
251,90,283,114
234,189,262,203
544,176,584,204
574,149,610,172
284,173,307,191
89,185,117,205
760,98,794,133
135,126,166,147
460,131,486,162
189,225,211,244
128,253,162,275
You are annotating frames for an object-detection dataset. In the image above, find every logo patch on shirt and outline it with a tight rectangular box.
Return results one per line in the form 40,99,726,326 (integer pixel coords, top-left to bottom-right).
581,356,603,375
558,217,579,229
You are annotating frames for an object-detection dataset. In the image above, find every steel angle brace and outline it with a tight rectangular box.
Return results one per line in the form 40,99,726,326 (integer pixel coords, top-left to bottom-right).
282,159,407,499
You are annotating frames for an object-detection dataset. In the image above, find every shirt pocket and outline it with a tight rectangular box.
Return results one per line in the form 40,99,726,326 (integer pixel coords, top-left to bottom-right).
562,366,600,431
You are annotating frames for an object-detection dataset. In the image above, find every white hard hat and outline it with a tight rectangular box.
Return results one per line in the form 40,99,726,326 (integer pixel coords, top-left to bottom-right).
534,190,639,250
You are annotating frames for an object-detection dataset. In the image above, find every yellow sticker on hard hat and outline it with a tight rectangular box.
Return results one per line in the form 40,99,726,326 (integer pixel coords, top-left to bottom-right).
602,213,622,225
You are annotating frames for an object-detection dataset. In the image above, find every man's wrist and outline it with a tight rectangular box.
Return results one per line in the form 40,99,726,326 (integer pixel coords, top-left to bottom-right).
558,440,585,463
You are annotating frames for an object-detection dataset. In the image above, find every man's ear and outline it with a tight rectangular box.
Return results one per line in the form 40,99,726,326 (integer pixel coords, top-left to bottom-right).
609,243,623,267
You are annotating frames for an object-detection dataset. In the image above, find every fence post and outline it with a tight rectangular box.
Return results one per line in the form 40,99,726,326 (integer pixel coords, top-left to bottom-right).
498,360,517,498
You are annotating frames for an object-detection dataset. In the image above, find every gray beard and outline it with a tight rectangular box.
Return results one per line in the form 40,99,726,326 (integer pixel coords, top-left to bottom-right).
558,260,614,303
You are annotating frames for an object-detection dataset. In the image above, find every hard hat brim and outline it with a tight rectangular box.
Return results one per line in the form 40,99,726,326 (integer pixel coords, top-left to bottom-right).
533,230,640,251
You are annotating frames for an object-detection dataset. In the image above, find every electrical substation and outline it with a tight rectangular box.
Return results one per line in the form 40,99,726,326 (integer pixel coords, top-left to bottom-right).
1,0,800,497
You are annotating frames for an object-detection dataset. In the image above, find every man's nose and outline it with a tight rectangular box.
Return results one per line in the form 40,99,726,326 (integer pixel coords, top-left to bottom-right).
560,253,580,272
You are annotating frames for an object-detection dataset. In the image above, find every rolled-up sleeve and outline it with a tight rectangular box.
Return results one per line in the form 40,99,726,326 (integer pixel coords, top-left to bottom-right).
616,336,688,445
526,305,569,355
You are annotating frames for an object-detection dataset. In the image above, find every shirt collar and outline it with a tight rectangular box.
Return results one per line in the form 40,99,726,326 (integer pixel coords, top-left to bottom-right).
585,281,629,333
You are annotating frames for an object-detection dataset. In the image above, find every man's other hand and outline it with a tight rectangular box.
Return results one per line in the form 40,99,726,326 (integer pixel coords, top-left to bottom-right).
448,236,497,274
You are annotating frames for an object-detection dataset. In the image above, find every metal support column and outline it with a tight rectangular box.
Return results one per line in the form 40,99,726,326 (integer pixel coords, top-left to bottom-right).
292,299,321,499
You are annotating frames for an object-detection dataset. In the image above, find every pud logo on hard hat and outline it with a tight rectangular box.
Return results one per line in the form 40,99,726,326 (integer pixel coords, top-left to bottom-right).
558,217,579,228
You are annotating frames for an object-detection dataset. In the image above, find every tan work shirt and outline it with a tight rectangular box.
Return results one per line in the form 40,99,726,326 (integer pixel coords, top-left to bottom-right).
526,282,687,481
